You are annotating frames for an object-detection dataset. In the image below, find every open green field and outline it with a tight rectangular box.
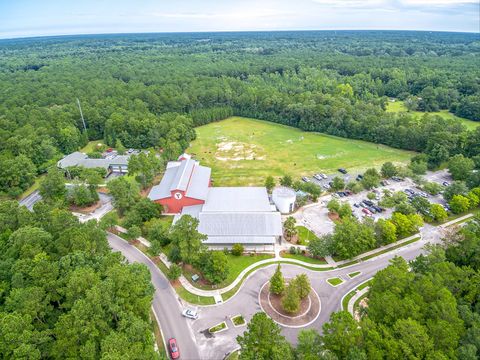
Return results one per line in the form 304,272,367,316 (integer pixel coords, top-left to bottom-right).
188,117,414,186
386,100,479,131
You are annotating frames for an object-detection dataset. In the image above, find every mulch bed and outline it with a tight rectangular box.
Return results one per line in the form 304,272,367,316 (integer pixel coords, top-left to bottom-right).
69,200,101,214
259,282,321,327
328,212,340,222
269,292,310,317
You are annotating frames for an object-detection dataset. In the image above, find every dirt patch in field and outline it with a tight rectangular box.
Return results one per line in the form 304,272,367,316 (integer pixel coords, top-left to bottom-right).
215,141,264,161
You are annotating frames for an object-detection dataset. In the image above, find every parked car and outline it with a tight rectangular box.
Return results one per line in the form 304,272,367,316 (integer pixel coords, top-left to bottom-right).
323,184,331,189
442,181,450,187
320,173,327,179
372,205,383,213
381,180,390,186
344,190,353,196
353,203,360,208
362,208,372,215
182,308,198,320
337,192,345,197
356,174,363,181
168,338,180,359
313,174,322,181
302,177,310,182
338,168,348,174
363,200,374,207
367,206,377,214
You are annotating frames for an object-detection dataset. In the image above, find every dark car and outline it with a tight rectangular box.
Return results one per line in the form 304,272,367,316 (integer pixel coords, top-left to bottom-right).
367,206,377,214
372,205,383,213
169,338,180,359
353,203,360,208
356,174,363,181
338,168,348,174
363,200,374,207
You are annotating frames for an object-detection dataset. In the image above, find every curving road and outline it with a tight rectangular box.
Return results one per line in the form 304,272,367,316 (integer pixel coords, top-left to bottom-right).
108,233,200,360
107,220,459,360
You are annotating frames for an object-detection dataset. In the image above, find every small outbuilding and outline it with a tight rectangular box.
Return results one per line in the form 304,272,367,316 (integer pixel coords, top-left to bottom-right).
272,186,296,214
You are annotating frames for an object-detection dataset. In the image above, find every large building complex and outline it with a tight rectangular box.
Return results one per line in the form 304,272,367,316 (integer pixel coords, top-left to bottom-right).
148,154,282,249
57,151,130,175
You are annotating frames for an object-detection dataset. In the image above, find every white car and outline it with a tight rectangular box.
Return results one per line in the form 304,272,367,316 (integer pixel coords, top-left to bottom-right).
182,308,198,319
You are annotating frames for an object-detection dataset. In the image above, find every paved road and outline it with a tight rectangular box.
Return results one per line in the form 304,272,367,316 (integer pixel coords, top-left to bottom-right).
74,193,113,223
107,221,451,359
107,233,200,360
19,190,42,210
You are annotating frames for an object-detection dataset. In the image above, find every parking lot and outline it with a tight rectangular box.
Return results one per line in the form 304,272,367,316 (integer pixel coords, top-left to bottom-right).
293,169,452,237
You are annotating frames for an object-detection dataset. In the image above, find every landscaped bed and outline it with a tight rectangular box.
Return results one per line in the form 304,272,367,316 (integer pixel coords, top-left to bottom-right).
182,253,273,290
348,271,361,278
231,315,246,327
209,321,227,333
327,277,344,286
295,226,319,245
280,251,327,265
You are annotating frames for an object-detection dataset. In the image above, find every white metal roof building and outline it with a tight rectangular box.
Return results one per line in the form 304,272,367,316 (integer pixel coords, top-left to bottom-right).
57,151,130,173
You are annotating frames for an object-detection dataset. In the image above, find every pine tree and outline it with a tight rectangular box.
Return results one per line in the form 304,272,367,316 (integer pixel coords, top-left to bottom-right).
270,264,285,295
282,282,300,313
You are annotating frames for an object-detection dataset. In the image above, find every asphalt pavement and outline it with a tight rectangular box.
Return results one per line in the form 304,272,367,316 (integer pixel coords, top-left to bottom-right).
107,222,448,359
107,233,201,360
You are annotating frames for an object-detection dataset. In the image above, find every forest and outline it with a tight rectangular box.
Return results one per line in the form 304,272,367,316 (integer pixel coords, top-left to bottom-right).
0,31,479,197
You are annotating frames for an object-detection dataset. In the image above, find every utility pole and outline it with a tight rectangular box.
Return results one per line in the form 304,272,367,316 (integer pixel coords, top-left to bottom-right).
76,98,87,132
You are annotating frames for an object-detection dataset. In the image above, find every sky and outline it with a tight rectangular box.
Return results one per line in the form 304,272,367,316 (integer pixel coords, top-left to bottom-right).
0,0,478,39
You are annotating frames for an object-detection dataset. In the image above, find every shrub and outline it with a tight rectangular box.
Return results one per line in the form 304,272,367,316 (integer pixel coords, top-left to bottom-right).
231,243,244,256
167,264,182,280
270,264,285,295
282,283,300,313
289,246,297,255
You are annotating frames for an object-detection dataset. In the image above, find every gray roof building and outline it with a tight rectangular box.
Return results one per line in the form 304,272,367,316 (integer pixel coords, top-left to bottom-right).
148,157,211,201
57,151,130,171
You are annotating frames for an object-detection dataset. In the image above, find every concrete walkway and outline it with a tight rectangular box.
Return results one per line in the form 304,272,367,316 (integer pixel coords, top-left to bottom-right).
113,212,475,300
347,287,370,315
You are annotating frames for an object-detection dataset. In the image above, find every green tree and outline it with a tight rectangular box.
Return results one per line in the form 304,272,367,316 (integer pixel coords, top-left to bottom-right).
231,243,244,256
283,216,298,241
327,199,340,214
293,274,311,299
128,151,162,189
115,138,126,155
338,203,352,219
295,329,322,360
331,218,376,259
307,234,333,258
409,160,428,175
449,195,470,214
99,211,118,230
167,263,182,281
237,312,293,360
361,168,381,189
321,311,364,359
331,176,345,191
127,225,141,240
375,219,397,245
423,182,443,196
391,212,424,238
448,154,474,181
270,264,285,295
430,204,448,223
169,215,207,264
201,251,229,284
265,176,275,193
282,282,300,313
381,162,397,178
39,168,66,202
443,181,468,202
411,196,431,215
107,177,140,215
280,175,293,187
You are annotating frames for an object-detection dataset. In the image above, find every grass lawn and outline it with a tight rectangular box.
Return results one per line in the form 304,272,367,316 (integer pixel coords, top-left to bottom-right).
386,101,479,131
187,117,414,186
348,271,361,278
296,226,319,245
183,253,273,290
80,140,106,153
280,252,327,265
209,321,227,333
150,310,167,358
231,315,246,326
327,277,344,286
342,290,357,311
19,174,44,200
226,351,240,360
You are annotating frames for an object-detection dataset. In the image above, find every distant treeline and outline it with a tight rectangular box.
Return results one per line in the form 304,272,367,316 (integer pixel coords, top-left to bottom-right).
0,31,479,196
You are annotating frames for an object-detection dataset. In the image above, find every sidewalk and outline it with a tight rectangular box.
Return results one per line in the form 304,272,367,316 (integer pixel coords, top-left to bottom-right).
347,287,369,315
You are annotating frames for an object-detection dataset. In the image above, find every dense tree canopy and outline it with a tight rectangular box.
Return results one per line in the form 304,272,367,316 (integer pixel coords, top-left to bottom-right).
1,31,479,197
0,201,158,359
